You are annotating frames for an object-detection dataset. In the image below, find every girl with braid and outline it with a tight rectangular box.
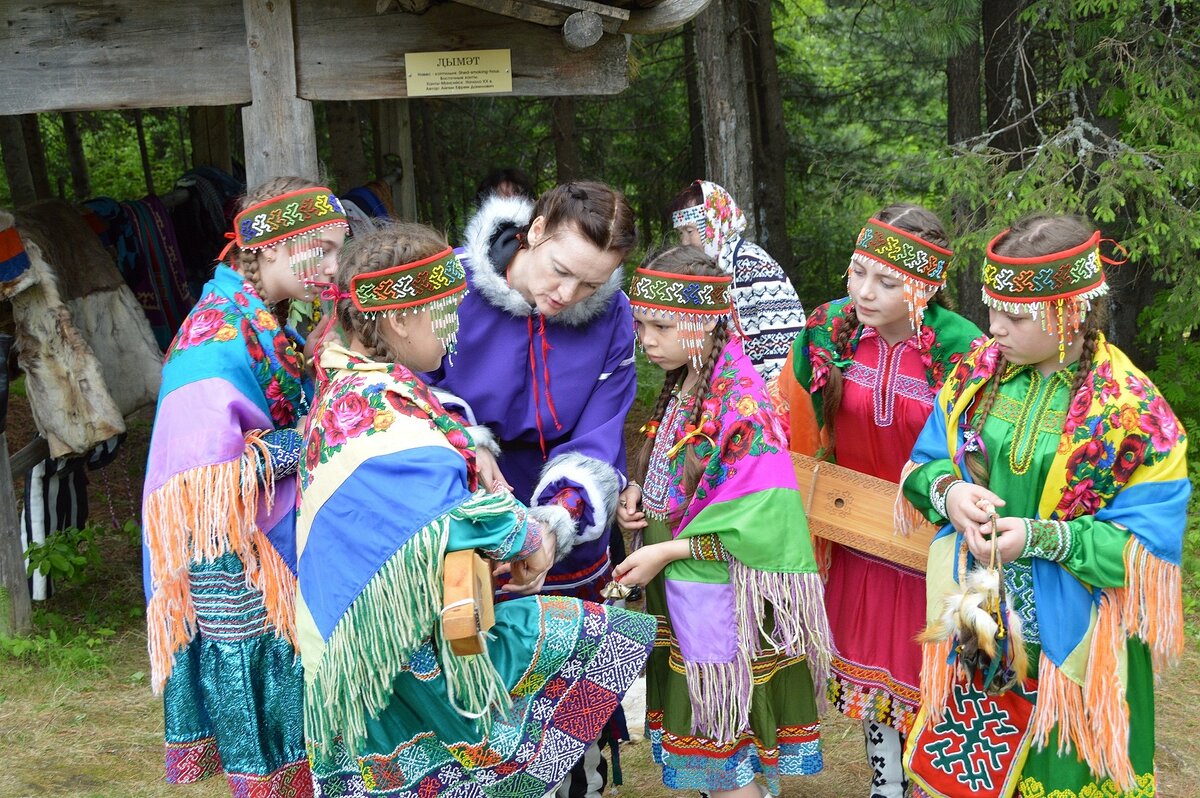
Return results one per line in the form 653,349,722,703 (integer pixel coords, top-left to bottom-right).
294,221,655,798
142,177,346,796
783,205,981,798
901,215,1188,797
615,246,832,798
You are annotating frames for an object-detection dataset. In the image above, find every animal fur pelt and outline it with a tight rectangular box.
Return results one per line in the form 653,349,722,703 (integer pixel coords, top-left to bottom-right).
5,200,164,457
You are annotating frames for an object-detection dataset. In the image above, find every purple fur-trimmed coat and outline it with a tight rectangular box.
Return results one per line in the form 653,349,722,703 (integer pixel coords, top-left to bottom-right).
427,195,635,596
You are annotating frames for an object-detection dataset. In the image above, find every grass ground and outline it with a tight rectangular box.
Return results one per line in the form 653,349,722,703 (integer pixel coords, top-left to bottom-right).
1,392,1198,797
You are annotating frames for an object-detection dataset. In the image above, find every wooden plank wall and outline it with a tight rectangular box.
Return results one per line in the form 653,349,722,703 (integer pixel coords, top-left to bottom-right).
0,0,629,116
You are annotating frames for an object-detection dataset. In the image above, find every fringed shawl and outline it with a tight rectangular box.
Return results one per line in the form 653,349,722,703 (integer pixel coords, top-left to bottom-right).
906,335,1189,790
653,338,832,744
142,264,310,692
297,345,523,755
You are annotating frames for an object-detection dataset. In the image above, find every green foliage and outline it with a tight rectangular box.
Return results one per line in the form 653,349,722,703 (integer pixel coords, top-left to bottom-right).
0,608,115,671
924,0,1200,336
25,523,104,586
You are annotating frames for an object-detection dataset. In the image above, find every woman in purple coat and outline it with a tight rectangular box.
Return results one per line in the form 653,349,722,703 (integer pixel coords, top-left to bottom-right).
428,182,636,798
428,181,638,606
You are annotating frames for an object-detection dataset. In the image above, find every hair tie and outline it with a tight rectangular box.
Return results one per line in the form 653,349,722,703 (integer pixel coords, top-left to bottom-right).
1099,238,1129,266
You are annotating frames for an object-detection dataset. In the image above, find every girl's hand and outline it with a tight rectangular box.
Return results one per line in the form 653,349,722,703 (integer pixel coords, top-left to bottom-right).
964,515,1026,565
611,539,688,587
500,530,556,595
946,482,1007,539
476,447,511,493
617,484,646,533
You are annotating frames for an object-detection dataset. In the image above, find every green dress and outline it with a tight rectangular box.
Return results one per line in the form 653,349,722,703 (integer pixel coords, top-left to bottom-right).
904,363,1156,797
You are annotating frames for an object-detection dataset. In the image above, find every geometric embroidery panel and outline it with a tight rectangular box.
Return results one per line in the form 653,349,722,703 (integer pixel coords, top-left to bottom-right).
905,678,1035,798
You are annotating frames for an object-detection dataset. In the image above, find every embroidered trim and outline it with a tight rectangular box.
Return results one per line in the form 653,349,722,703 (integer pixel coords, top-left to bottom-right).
929,474,961,520
999,369,1072,475
672,203,707,229
689,533,731,562
1021,518,1073,562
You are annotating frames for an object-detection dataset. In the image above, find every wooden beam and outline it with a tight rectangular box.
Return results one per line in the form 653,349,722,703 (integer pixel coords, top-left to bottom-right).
563,11,604,50
619,0,712,35
0,1,249,115
188,106,234,174
296,0,629,98
449,0,567,27
0,0,631,117
523,0,627,32
0,433,33,636
241,0,318,187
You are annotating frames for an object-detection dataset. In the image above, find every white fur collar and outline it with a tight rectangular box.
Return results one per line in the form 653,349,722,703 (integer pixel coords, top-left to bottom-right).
462,194,624,327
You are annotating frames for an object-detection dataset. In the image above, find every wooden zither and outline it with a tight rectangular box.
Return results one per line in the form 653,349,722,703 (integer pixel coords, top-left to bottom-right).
791,453,936,572
442,549,496,656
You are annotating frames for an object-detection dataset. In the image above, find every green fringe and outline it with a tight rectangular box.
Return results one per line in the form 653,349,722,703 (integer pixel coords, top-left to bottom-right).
304,489,517,756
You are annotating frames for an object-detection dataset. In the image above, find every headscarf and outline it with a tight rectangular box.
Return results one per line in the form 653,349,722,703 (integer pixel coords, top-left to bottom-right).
671,181,748,277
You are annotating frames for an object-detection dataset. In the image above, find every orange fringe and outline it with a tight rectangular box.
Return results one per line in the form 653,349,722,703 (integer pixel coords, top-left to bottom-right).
1083,589,1135,791
893,460,927,537
145,431,296,693
1119,537,1184,670
919,638,955,721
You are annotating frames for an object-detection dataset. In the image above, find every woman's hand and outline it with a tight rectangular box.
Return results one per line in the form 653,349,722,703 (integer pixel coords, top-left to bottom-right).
499,528,556,595
611,539,689,588
616,484,646,533
303,314,336,364
964,515,1026,565
476,447,511,493
945,481,1007,539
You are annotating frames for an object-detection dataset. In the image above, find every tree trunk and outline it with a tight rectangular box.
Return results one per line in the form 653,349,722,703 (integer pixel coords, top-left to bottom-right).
19,115,52,201
0,115,37,208
412,100,445,231
946,19,987,329
325,100,370,191
61,112,92,201
550,98,581,184
132,109,156,196
982,0,1035,153
743,0,792,267
681,24,706,183
691,0,756,238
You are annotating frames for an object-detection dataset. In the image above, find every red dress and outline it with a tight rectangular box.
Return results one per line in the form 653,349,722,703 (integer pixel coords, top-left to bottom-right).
822,327,933,735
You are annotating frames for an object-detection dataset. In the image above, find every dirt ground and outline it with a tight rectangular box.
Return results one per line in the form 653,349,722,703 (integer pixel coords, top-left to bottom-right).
0,396,1197,798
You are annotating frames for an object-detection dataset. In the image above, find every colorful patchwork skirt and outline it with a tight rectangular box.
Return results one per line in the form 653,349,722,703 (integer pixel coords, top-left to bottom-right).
643,564,823,795
308,595,655,797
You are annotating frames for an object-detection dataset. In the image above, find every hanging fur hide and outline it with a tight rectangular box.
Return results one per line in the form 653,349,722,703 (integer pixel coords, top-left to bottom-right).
4,201,163,457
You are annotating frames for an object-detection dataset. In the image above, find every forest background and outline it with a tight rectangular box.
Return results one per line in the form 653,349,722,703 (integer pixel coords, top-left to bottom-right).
2,0,1200,794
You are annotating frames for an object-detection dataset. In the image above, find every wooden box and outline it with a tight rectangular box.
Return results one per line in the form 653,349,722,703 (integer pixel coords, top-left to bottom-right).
791,453,936,572
442,549,495,656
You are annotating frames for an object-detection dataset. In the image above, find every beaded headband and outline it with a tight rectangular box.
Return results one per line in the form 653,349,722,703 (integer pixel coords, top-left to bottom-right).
671,204,707,230
982,228,1118,361
347,246,467,351
851,218,953,332
629,266,731,368
232,187,349,284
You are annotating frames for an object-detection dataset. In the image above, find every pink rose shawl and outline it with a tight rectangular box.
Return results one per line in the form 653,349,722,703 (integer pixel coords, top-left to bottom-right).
650,338,832,743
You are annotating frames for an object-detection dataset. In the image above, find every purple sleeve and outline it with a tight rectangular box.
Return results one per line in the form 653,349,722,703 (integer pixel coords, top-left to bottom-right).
531,300,636,544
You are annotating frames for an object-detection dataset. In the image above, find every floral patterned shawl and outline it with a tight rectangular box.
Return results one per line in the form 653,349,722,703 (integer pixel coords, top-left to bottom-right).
908,334,1189,785
648,337,831,743
142,264,309,691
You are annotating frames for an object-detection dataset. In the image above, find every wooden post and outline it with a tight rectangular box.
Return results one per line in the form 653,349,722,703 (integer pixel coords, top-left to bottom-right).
376,100,417,221
241,0,318,188
0,433,32,636
188,106,234,174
